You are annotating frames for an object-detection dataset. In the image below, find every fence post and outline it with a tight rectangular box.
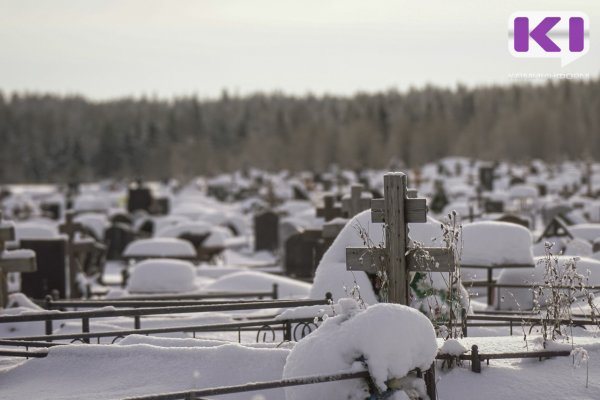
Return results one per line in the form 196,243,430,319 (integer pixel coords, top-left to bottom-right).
82,317,90,344
487,268,494,306
134,315,141,330
284,322,292,341
121,268,130,289
272,283,279,300
425,362,437,399
471,345,481,373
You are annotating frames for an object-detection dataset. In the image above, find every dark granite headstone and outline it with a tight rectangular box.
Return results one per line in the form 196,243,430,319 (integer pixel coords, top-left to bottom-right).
40,202,61,220
254,211,279,251
104,223,136,260
284,230,323,279
20,239,67,299
479,165,495,192
127,187,153,213
484,199,504,214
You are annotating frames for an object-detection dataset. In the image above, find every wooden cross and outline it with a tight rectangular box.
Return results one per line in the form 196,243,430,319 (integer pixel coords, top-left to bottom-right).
0,212,37,307
346,173,456,305
316,194,343,222
342,184,371,218
59,210,85,298
411,168,427,189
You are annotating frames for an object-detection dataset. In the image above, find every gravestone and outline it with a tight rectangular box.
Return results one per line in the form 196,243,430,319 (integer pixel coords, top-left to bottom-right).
127,181,153,213
20,239,67,299
104,223,136,260
285,230,324,279
40,202,61,220
430,180,449,214
316,194,343,222
479,164,495,192
341,185,371,218
346,173,456,305
60,211,106,296
151,197,170,215
484,199,504,214
254,211,280,251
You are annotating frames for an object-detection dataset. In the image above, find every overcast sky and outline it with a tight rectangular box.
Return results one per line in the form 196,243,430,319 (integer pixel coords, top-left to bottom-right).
0,0,598,100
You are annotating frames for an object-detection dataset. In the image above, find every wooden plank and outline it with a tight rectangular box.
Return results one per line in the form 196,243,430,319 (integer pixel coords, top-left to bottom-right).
346,247,386,274
407,247,456,273
0,256,37,273
370,198,385,223
405,198,427,223
384,173,408,304
371,197,426,223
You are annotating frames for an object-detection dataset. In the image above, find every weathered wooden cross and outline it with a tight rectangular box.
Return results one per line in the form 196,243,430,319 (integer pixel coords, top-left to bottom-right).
316,194,343,222
0,212,37,308
341,184,371,218
346,173,456,305
59,210,85,298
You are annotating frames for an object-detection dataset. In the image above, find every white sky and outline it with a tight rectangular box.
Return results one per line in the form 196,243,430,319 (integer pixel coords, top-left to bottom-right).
0,0,598,100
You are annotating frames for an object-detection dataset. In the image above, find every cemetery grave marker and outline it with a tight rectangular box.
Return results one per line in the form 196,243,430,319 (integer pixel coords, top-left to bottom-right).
254,211,279,251
285,229,326,280
316,194,343,222
346,173,456,305
104,223,136,260
60,211,106,297
341,184,371,218
536,216,574,244
479,164,495,192
127,181,153,213
0,212,37,307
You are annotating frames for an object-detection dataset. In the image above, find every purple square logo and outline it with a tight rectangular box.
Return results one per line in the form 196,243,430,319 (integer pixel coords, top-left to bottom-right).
509,12,589,66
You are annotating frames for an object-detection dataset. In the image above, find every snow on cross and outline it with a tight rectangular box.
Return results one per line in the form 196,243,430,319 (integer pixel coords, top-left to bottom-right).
346,172,456,305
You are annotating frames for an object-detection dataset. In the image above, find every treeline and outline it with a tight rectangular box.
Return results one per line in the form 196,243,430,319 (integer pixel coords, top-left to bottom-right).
0,78,599,183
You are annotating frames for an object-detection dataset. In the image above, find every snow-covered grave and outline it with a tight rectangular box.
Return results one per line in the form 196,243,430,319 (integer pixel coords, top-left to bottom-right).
460,221,535,306
122,238,197,261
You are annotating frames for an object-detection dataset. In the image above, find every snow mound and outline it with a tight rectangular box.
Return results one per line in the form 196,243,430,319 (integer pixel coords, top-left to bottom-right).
123,238,197,258
203,271,311,299
74,213,109,240
127,259,197,293
0,343,289,400
462,221,534,267
496,256,600,310
9,223,58,246
439,339,468,355
155,221,212,238
569,224,600,242
283,299,437,400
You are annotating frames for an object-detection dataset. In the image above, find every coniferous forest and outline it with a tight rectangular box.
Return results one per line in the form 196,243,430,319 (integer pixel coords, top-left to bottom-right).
1,78,599,183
